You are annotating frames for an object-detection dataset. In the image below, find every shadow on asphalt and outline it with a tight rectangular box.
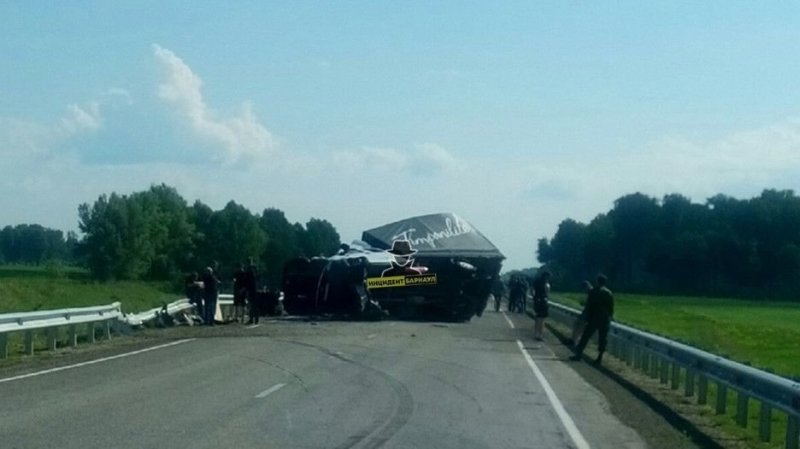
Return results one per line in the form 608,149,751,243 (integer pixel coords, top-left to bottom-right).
546,324,727,449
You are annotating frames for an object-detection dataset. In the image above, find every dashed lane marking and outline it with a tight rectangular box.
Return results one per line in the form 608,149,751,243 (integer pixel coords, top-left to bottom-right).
255,383,287,399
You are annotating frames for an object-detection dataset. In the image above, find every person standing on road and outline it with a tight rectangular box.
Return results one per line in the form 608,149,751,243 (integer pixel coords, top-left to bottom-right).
201,266,220,326
245,260,260,324
491,276,505,312
532,271,551,341
185,271,203,320
508,275,526,313
570,274,614,365
232,263,247,323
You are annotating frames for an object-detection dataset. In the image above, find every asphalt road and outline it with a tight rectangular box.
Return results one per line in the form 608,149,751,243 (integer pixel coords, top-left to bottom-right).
0,311,648,449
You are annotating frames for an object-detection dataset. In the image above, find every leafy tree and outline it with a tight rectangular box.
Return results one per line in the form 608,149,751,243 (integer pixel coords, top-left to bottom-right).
0,224,75,265
199,201,266,279
538,189,800,300
259,208,301,288
78,185,198,280
299,218,341,258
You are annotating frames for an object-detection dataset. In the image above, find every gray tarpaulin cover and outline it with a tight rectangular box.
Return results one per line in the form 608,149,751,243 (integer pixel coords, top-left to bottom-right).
361,213,504,259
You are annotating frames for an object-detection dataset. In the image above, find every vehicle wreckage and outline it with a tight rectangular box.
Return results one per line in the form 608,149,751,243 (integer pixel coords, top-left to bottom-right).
282,213,504,321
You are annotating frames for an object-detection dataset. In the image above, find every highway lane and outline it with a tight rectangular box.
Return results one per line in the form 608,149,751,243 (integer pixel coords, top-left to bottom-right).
0,311,647,449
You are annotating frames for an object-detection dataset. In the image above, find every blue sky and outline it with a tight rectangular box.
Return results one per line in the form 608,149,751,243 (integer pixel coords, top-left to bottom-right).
2,2,800,270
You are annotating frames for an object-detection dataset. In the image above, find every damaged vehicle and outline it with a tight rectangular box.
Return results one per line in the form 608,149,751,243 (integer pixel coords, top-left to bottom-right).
281,213,504,321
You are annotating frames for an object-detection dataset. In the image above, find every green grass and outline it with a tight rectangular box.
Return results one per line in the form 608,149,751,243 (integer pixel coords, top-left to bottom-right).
0,264,179,315
548,293,798,448
554,291,800,379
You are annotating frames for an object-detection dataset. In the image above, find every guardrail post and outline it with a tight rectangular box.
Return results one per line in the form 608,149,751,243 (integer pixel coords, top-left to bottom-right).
716,383,727,414
660,358,669,384
736,392,749,427
24,330,34,355
685,369,695,397
759,402,772,442
697,375,708,405
68,324,78,347
621,340,630,364
787,414,799,449
46,327,57,351
87,323,95,344
642,351,650,373
639,348,647,372
671,362,681,390
625,343,634,366
104,319,112,340
0,333,7,359
651,355,661,379
634,347,643,370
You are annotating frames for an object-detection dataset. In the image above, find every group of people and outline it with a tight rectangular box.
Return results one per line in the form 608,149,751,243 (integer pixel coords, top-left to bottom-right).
184,260,262,326
232,262,261,324
493,270,615,365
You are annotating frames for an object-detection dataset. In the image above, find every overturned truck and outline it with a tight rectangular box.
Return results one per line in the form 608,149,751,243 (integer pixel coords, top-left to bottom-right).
282,213,504,321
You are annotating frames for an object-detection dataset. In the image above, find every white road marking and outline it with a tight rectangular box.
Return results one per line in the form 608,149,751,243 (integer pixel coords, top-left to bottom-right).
0,339,196,384
246,324,261,329
366,334,377,339
501,311,516,329
516,340,590,449
255,383,287,398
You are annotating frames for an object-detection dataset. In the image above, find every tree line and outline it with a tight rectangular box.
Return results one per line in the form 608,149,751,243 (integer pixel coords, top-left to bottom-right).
76,184,342,286
537,189,800,300
0,224,78,265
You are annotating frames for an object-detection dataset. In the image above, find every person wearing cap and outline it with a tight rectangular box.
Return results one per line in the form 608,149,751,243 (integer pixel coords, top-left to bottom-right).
570,274,615,365
381,240,423,277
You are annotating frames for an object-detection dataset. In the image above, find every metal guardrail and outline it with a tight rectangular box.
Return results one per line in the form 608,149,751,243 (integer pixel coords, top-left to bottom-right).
0,293,246,359
0,302,122,359
123,294,237,327
122,299,196,326
547,301,800,449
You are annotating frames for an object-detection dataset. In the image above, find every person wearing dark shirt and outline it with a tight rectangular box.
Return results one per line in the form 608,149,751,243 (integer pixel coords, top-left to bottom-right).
232,263,247,323
532,271,551,341
184,272,203,318
508,275,527,313
245,262,259,324
491,276,505,312
570,274,615,365
201,266,220,326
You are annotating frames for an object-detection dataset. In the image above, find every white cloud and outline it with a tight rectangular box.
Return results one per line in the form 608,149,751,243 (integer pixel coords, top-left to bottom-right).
103,88,133,105
332,143,461,175
152,44,277,165
620,118,800,199
59,102,102,134
0,118,54,157
0,87,138,163
413,143,463,172
508,117,800,208
333,146,409,171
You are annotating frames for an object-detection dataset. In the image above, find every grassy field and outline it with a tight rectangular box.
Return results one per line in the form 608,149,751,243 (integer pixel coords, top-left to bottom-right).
0,265,180,315
554,291,800,379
